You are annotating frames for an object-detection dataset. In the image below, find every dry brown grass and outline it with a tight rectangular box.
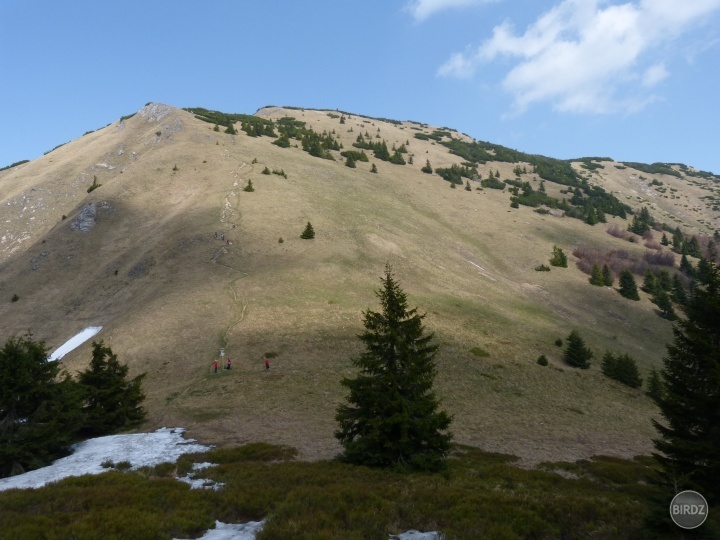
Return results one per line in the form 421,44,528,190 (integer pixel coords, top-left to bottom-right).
0,104,715,466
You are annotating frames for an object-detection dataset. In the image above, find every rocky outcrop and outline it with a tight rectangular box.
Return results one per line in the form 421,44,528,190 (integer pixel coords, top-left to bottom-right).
70,203,96,232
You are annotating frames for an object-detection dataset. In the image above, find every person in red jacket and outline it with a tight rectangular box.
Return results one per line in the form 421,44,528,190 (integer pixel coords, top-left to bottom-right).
225,358,232,370
213,360,218,373
264,357,270,372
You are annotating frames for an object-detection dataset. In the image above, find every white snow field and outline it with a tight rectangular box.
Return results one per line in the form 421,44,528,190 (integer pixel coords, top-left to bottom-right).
174,520,266,540
0,428,209,491
48,325,103,361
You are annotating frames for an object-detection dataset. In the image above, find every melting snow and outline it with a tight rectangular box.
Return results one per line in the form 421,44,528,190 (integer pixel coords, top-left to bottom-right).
48,326,102,361
0,428,209,491
174,520,265,540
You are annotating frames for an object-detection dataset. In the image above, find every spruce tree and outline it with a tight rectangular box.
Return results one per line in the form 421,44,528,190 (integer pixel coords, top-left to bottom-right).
618,270,640,300
549,245,568,267
645,367,663,401
300,222,315,239
660,233,669,246
602,264,614,286
563,330,592,369
335,265,452,471
589,264,604,286
651,289,676,321
345,155,356,168
421,160,433,174
78,341,146,436
370,163,378,174
652,258,720,508
602,352,642,388
0,334,84,477
642,269,658,294
465,181,471,191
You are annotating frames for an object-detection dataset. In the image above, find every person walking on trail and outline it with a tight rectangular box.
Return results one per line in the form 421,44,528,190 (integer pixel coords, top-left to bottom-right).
225,358,232,370
213,360,218,373
264,357,270,372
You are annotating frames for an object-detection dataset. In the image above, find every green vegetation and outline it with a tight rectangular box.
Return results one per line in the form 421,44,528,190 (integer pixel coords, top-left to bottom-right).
601,352,642,388
184,108,276,138
534,264,550,272
370,163,378,174
537,355,549,366
10,294,19,303
0,442,683,538
340,150,369,162
0,160,29,172
335,266,452,472
353,135,404,165
243,180,254,192
300,222,315,240
651,258,720,530
621,161,682,178
435,164,477,185
0,336,145,478
77,342,146,437
86,175,101,193
602,264,614,286
589,264,604,286
619,270,640,300
421,160,433,174
563,330,592,369
549,245,568,268
480,177,505,190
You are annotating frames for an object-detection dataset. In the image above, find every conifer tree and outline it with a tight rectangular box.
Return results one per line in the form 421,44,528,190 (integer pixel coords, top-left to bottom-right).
549,245,568,268
0,334,84,477
563,330,592,369
601,352,642,388
465,181,472,191
642,269,658,294
652,258,720,507
660,233,669,246
421,160,433,174
679,254,694,276
78,341,146,436
345,155,356,168
300,222,315,239
370,163,378,174
618,270,640,300
243,179,254,192
645,367,663,401
335,266,452,471
651,289,676,321
602,264,614,286
671,274,688,306
589,264,604,286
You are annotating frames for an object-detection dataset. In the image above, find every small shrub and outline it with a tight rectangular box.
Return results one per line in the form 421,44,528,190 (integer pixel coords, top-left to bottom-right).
252,158,258,164
300,222,315,239
262,167,271,175
535,264,550,272
243,180,254,192
172,164,179,172
278,237,284,243
10,294,19,303
555,338,563,347
62,215,67,220
114,461,132,471
87,175,101,193
370,163,378,173
537,355,548,366
100,459,114,469
550,246,568,267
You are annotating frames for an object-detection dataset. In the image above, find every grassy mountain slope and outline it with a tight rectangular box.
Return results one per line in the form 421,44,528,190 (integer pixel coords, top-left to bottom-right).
1,103,718,464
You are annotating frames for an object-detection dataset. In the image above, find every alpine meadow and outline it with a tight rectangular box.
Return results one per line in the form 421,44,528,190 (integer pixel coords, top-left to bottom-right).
1,102,719,538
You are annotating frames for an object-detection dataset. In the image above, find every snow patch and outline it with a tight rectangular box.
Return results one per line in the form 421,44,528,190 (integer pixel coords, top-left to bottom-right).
48,326,102,361
0,428,210,491
174,520,265,540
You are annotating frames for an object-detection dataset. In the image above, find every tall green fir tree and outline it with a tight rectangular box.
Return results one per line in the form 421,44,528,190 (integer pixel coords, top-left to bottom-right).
335,265,452,471
563,330,593,369
78,341,146,437
300,222,315,239
602,264,614,286
650,258,720,531
0,334,84,477
618,270,640,300
589,263,604,286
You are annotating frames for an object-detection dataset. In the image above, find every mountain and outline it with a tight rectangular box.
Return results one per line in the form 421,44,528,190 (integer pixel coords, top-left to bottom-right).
1,103,718,464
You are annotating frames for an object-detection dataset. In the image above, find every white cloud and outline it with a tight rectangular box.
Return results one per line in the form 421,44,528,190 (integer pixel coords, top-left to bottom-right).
406,0,494,22
642,63,669,87
438,0,720,113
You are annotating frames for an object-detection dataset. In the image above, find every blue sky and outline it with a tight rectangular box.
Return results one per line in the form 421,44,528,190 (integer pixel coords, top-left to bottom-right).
2,0,719,173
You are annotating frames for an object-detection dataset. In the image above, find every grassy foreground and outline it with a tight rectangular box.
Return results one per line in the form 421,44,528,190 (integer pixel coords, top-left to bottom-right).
2,442,714,539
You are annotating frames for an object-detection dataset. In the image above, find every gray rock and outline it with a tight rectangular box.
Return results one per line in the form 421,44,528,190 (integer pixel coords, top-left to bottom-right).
70,203,97,232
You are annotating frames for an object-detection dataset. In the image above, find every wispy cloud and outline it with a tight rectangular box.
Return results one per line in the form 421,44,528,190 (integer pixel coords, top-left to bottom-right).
438,0,720,114
406,0,495,22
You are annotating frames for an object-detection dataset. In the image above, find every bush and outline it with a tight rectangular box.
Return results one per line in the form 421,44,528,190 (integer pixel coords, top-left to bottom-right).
10,294,19,303
243,180,254,192
87,175,101,193
555,338,563,347
262,167,271,175
278,237,284,243
537,355,548,366
535,264,550,272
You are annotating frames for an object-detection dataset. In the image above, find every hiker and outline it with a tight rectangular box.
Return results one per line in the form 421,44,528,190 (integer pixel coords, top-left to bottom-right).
214,231,218,239
221,233,225,241
264,357,270,372
213,360,218,373
225,358,232,370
